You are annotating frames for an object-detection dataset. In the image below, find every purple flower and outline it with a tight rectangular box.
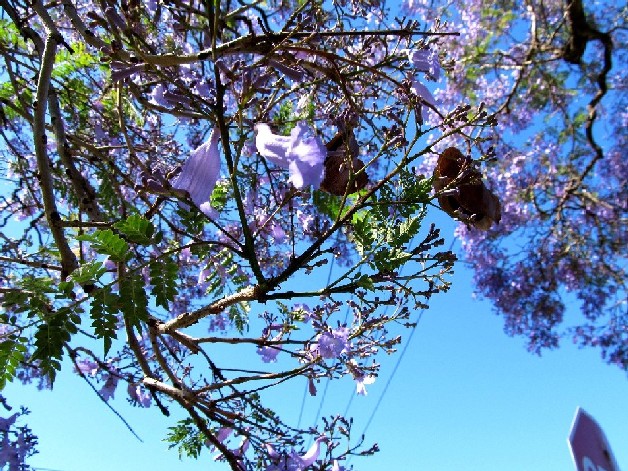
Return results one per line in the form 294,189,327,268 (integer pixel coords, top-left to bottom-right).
255,122,326,189
172,126,221,209
331,460,348,471
257,344,281,363
149,83,168,107
314,327,350,359
110,61,145,82
408,48,441,80
207,427,233,451
0,434,19,468
75,358,98,377
0,413,18,433
127,384,151,407
99,373,119,401
265,436,328,471
410,80,437,122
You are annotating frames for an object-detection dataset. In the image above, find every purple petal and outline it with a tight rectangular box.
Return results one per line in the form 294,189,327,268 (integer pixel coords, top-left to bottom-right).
299,436,328,466
99,373,119,401
172,127,221,208
317,327,349,359
410,80,438,122
408,48,441,80
150,83,169,107
410,80,436,107
255,123,291,167
255,122,326,189
286,122,326,189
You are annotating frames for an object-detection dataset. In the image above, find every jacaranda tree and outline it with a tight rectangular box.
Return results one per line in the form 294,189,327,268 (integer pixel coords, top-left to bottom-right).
0,0,625,469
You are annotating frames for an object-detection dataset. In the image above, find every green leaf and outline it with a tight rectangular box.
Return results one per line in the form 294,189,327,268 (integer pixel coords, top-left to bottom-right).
374,248,413,272
90,287,121,355
150,256,179,309
77,230,130,262
164,418,206,459
119,274,149,329
386,214,422,247
354,274,375,291
0,333,27,390
210,180,230,211
114,214,155,245
70,261,108,285
31,307,81,383
351,211,374,255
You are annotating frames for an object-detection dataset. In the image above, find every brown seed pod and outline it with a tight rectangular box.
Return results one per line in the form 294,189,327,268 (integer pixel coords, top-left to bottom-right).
433,147,501,230
320,128,368,196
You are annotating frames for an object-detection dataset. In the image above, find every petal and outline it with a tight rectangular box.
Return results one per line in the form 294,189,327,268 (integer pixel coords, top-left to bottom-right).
410,80,436,108
172,127,221,208
255,123,291,167
286,122,326,189
408,48,441,80
300,436,327,466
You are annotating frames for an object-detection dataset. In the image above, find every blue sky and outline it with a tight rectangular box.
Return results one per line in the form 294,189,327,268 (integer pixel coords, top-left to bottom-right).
3,216,627,471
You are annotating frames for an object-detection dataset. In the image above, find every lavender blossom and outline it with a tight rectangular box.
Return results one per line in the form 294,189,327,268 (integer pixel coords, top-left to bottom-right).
75,358,98,377
410,79,437,122
257,332,283,363
355,374,376,395
255,122,326,189
408,48,441,80
264,436,328,471
0,413,17,432
172,126,221,208
110,61,145,82
99,373,119,401
127,384,151,407
312,327,350,359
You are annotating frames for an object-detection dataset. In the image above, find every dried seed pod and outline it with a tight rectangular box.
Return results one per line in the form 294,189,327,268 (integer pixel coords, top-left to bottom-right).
320,128,368,196
433,147,501,230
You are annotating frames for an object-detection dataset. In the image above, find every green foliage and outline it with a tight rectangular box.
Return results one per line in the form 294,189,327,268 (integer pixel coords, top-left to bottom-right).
2,276,57,317
352,170,430,265
149,256,179,309
0,19,23,46
0,331,27,390
210,180,231,211
53,41,99,79
119,274,149,329
373,247,414,272
69,261,108,285
31,307,81,383
273,101,294,134
165,418,206,459
177,205,207,236
313,190,353,221
229,301,250,333
0,80,33,120
90,287,121,355
77,229,130,262
114,214,155,245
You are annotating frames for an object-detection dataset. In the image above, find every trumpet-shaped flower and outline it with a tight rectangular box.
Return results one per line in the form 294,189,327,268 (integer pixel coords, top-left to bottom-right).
255,122,326,189
172,127,221,208
407,48,441,80
257,332,283,363
410,80,437,123
355,374,376,395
